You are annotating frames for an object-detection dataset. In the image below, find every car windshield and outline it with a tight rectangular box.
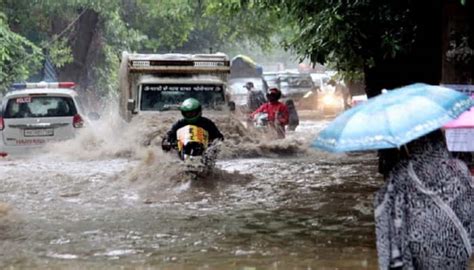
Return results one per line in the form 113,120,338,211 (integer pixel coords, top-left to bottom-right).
140,83,226,111
280,75,314,88
4,96,77,118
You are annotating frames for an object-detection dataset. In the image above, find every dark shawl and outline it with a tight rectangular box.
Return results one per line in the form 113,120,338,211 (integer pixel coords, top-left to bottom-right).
374,131,473,269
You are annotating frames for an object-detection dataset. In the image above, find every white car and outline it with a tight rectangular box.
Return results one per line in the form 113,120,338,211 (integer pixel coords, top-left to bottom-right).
0,82,85,156
310,73,331,90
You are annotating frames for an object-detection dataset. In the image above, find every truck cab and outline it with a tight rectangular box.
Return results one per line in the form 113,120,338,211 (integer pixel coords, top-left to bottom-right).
119,52,232,121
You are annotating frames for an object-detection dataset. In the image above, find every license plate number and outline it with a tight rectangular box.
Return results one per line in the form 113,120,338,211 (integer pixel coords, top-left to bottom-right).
24,128,54,137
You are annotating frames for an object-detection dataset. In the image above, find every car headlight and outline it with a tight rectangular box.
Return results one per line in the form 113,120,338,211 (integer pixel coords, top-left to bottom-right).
322,94,338,106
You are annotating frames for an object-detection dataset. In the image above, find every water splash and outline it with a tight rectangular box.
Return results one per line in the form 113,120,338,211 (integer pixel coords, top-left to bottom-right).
42,100,314,162
0,202,10,218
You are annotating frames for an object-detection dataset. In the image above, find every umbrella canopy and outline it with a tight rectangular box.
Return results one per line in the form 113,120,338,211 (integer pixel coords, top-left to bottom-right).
312,83,474,152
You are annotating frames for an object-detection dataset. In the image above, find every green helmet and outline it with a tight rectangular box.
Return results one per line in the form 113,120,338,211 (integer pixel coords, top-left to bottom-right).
180,98,202,122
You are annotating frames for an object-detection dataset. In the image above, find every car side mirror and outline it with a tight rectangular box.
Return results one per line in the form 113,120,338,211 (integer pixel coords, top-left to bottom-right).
127,99,136,113
228,101,236,111
88,112,100,121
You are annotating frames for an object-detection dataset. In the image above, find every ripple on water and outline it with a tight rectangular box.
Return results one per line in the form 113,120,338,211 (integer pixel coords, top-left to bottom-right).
46,252,78,260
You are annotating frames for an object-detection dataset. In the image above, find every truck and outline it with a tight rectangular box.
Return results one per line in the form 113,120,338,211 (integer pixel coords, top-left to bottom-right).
118,52,233,122
228,55,268,110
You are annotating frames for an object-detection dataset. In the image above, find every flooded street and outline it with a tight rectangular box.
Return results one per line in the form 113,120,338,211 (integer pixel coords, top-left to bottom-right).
0,118,401,269
3,0,474,268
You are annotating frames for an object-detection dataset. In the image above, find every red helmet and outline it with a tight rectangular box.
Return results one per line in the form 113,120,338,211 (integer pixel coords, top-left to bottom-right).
267,87,282,101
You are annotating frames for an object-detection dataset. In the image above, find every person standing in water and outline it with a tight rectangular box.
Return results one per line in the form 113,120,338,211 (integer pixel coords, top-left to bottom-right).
285,99,299,131
244,81,266,112
374,129,473,269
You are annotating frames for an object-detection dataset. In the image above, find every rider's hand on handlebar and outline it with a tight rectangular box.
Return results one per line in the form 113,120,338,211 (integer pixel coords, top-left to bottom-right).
161,143,171,152
161,138,174,152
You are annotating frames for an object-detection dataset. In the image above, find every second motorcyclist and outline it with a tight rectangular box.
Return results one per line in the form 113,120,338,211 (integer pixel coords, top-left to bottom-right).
250,87,289,138
162,98,224,152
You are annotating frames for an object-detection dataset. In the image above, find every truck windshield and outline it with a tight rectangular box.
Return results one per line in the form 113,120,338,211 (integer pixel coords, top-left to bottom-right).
140,84,226,111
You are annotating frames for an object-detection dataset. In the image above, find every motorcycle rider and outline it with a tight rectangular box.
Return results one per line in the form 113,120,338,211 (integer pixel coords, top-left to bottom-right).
162,98,224,151
250,87,289,138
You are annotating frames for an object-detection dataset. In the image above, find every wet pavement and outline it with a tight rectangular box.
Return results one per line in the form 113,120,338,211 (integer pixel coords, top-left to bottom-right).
0,117,470,269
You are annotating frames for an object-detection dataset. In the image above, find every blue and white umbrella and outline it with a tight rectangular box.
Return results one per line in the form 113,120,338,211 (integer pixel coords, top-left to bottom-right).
312,83,474,152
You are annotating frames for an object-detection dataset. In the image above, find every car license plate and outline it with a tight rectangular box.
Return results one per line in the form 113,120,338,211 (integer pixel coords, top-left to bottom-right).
24,128,54,137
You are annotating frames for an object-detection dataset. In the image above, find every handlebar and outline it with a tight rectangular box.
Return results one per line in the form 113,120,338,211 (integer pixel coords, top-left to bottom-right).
161,138,177,152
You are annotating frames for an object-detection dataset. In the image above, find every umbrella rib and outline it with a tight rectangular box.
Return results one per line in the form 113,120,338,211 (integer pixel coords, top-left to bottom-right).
382,107,399,147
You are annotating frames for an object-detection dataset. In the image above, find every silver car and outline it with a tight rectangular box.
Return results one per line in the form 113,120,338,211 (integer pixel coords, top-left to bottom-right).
0,82,85,156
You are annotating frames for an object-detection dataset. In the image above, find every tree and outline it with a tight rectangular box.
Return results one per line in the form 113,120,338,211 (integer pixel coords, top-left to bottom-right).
0,12,42,93
0,0,284,97
234,0,456,97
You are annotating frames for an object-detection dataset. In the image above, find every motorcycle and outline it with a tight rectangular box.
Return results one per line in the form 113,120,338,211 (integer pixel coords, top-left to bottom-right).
252,112,285,139
162,125,219,177
253,112,270,129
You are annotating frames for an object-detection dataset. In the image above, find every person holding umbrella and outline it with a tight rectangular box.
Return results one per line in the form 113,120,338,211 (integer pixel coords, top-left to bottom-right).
311,83,474,269
374,129,473,269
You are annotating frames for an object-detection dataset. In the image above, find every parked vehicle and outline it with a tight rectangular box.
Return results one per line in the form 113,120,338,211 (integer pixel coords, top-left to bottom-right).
0,82,86,156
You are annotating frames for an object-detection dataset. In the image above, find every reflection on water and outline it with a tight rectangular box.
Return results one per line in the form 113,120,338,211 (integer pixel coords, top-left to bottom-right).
0,152,384,269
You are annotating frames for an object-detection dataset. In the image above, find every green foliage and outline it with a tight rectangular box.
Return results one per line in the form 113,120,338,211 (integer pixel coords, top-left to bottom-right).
204,0,283,51
46,38,73,68
233,0,421,78
0,0,284,96
0,12,43,93
1,0,146,96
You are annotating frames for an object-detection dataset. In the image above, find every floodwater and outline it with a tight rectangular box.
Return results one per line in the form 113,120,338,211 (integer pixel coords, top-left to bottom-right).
0,111,466,269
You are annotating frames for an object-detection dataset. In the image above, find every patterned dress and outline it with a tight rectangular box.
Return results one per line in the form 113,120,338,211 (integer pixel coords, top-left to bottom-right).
374,131,473,270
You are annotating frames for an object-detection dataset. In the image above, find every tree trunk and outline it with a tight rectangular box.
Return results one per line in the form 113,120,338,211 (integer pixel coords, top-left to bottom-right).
364,0,443,98
58,9,100,90
441,0,474,84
